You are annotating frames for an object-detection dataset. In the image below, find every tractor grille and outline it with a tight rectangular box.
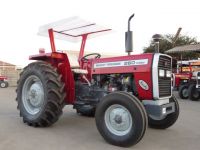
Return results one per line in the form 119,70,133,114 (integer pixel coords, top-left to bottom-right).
158,56,172,97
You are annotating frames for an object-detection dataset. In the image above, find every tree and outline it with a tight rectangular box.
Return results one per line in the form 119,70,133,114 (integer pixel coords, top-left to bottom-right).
143,34,200,59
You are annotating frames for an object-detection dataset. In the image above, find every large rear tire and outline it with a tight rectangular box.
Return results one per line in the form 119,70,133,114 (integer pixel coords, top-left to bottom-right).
148,95,179,129
178,85,188,99
188,84,200,101
95,91,147,147
16,61,65,127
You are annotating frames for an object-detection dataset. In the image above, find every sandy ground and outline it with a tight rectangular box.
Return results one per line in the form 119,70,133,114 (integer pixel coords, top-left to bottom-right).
0,87,200,150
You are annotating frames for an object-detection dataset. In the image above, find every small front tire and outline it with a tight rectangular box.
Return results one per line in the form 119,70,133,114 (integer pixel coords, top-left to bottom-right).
95,91,147,147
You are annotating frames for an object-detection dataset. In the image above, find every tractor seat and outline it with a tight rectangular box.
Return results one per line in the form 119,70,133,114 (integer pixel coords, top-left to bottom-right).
72,69,88,74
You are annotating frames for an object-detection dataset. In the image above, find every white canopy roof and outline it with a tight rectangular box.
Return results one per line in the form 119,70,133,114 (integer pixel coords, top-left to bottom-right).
38,16,111,42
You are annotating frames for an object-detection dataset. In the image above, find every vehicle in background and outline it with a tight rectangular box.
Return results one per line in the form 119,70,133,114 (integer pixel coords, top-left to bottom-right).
0,76,9,88
173,60,192,92
173,60,200,100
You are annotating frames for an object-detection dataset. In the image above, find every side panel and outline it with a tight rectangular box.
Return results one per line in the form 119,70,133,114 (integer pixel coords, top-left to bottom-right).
91,54,154,100
134,72,153,100
92,54,152,74
29,52,75,104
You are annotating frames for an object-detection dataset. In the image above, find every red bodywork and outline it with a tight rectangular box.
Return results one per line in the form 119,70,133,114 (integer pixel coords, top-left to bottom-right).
30,52,75,104
0,76,8,81
90,54,154,100
173,62,193,89
173,73,192,88
30,25,154,104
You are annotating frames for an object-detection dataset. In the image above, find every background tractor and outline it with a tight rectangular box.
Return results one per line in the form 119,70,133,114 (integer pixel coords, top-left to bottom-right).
174,60,193,99
16,14,179,147
0,75,9,88
173,60,200,100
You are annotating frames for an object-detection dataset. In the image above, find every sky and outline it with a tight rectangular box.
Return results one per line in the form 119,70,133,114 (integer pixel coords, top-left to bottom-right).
0,0,200,67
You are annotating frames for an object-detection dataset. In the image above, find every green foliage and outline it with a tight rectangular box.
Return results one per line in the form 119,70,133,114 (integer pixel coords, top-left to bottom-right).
143,34,200,59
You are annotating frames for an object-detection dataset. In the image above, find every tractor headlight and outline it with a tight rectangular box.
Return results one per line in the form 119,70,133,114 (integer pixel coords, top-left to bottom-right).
166,70,171,78
159,69,165,77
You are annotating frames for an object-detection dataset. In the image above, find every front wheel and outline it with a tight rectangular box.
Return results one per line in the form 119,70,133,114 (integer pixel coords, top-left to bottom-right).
148,95,179,129
188,84,200,101
95,92,147,147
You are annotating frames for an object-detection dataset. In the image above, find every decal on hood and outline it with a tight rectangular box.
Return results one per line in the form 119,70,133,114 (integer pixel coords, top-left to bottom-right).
139,80,149,90
94,59,148,69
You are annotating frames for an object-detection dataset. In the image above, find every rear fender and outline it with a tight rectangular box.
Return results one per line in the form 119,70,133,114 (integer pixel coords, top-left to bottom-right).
29,52,75,104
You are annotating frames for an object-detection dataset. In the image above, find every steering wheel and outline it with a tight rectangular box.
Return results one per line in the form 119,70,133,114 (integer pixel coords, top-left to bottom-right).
81,53,101,61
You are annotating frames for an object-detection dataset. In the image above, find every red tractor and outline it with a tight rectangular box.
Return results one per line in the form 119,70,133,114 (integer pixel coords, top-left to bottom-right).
174,60,200,100
0,75,9,88
173,60,192,99
16,14,179,147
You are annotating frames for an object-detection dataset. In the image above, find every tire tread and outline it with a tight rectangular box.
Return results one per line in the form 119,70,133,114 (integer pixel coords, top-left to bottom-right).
16,61,66,127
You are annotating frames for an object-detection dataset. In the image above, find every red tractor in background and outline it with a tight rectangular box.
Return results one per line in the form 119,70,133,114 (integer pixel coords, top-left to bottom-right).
173,61,191,89
16,14,179,147
174,60,200,100
0,75,9,88
173,60,192,99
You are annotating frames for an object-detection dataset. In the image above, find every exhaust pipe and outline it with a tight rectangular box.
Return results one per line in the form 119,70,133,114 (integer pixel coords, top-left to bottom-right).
125,13,135,55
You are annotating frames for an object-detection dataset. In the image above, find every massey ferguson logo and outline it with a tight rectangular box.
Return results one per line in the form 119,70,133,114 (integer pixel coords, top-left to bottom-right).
139,80,149,90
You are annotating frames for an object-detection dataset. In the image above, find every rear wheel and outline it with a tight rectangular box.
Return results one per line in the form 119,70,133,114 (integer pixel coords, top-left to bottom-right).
178,85,188,99
95,91,147,147
148,95,179,129
188,84,200,101
16,61,65,127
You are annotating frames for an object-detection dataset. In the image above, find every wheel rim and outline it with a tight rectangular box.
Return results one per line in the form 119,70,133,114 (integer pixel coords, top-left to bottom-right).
182,88,188,98
1,82,6,88
104,104,132,136
22,75,44,115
